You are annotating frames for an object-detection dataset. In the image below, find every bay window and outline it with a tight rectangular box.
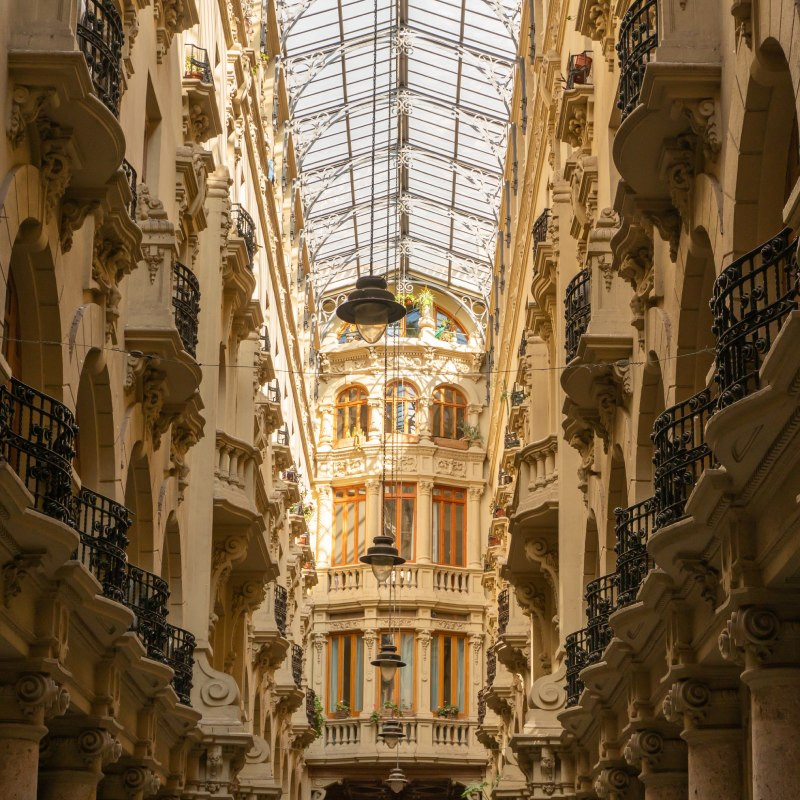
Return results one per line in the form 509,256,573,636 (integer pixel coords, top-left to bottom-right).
383,482,416,561
332,485,366,565
430,633,467,715
377,632,415,711
432,486,466,566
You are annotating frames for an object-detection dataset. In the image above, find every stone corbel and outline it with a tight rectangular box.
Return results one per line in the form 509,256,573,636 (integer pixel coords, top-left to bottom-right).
37,119,73,223
169,404,204,502
586,208,620,291
1,553,43,606
663,680,740,733
7,85,56,148
154,0,198,62
231,579,266,628
640,199,682,263
659,133,698,229
210,535,250,608
562,407,597,496
671,98,721,164
137,184,176,284
92,218,135,343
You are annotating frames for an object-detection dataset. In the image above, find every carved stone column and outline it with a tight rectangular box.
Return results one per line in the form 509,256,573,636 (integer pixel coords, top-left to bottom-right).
0,674,69,800
98,764,161,800
365,479,382,546
719,606,800,800
416,480,433,564
38,727,122,800
318,402,334,449
367,398,383,443
467,485,484,569
416,395,431,441
663,679,742,800
624,729,687,800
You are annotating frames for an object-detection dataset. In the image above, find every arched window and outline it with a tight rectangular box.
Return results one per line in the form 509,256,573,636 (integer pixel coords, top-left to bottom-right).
385,381,416,434
431,385,467,439
434,307,467,345
335,385,369,441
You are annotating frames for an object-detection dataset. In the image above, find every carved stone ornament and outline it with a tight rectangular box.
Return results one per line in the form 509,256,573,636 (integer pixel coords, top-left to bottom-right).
672,98,721,163
594,767,630,799
663,680,711,726
624,729,664,769
123,765,161,797
718,606,781,666
77,728,123,767
1,553,43,606
7,85,56,148
137,184,176,283
37,120,73,222
15,674,70,721
587,208,620,290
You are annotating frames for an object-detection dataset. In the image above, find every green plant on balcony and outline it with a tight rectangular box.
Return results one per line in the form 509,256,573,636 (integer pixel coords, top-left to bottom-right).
349,425,364,452
313,694,324,737
335,700,351,718
459,421,482,444
417,286,434,311
436,703,459,718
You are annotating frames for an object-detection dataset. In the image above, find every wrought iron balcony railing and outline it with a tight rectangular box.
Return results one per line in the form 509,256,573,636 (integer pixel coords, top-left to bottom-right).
184,44,213,83
504,431,521,449
518,334,527,358
497,469,513,487
585,573,617,661
565,628,589,708
486,648,497,688
292,643,303,687
121,159,137,221
164,624,196,705
77,0,124,117
566,51,593,89
231,204,256,265
477,688,487,725
266,380,280,404
652,388,716,530
172,262,201,358
73,487,131,602
275,426,290,446
306,687,317,726
565,268,591,362
616,0,658,120
125,565,170,660
510,389,525,407
282,467,300,484
497,589,509,636
0,378,78,525
614,497,656,607
274,584,288,637
711,228,799,409
532,208,550,251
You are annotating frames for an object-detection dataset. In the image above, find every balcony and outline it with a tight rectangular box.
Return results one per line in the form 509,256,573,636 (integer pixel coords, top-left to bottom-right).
497,589,509,636
291,643,303,687
532,209,550,253
566,51,592,89
231,204,257,267
181,44,221,145
281,467,302,503
711,229,798,409
125,564,170,661
274,585,288,637
172,262,201,358
510,390,525,407
77,0,124,117
73,487,130,602
504,431,521,450
184,44,212,83
557,53,594,150
477,688,487,725
652,388,716,530
614,497,655,607
612,0,720,224
272,426,292,470
121,159,137,220
0,379,78,526
565,268,591,362
565,628,589,707
584,573,617,661
164,624,196,705
257,380,283,436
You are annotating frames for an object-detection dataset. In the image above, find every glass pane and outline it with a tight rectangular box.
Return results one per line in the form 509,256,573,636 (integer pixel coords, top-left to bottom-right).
455,504,464,566
384,498,397,540
442,637,451,706
334,505,343,565
329,638,339,712
336,410,345,440
443,405,453,438
343,636,351,707
401,498,414,559
400,634,414,710
443,504,452,564
432,405,441,436
355,637,363,711
360,404,368,433
430,637,438,710
357,499,366,558
457,638,465,711
346,504,355,563
432,502,440,562
407,401,416,433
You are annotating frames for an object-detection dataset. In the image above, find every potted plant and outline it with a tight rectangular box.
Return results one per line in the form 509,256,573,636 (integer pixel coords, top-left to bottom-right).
369,708,382,726
417,286,434,312
459,422,483,445
349,425,364,452
334,701,351,718
436,703,459,719
313,695,325,738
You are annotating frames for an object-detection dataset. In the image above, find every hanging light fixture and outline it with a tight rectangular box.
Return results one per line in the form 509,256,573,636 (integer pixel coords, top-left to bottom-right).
370,638,406,683
377,718,405,748
360,531,405,585
336,275,406,344
385,766,408,794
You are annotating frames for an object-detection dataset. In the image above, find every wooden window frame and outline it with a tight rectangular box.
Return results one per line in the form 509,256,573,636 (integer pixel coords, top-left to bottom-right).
431,385,467,440
375,631,417,711
383,482,416,561
384,380,417,435
431,632,469,717
335,385,369,442
331,485,367,566
432,485,467,567
327,632,364,715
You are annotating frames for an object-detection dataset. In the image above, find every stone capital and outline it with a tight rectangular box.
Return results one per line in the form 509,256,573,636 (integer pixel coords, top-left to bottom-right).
718,606,781,668
12,674,70,724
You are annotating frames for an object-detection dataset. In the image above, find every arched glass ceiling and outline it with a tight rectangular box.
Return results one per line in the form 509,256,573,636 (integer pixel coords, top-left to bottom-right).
280,0,520,302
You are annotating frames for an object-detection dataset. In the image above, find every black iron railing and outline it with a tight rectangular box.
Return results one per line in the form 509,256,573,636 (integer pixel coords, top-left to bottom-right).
498,470,513,486
652,388,716,530
616,0,658,120
77,0,124,117
0,379,77,525
477,688,487,725
565,268,591,362
504,431,521,449
585,573,617,661
711,228,799,409
172,262,201,358
164,624,196,705
282,467,300,484
275,426,289,446
510,389,525,407
306,687,317,726
125,565,170,660
121,159,137,221
498,589,509,636
565,628,588,707
614,497,656,607
266,380,280,403
73,487,130,602
532,208,550,250
518,334,527,358
231,204,256,265
274,584,288,637
292,643,303,687
486,648,497,688
566,51,593,89
184,44,213,83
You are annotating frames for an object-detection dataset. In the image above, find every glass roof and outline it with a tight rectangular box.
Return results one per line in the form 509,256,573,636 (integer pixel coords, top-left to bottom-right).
279,0,520,302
